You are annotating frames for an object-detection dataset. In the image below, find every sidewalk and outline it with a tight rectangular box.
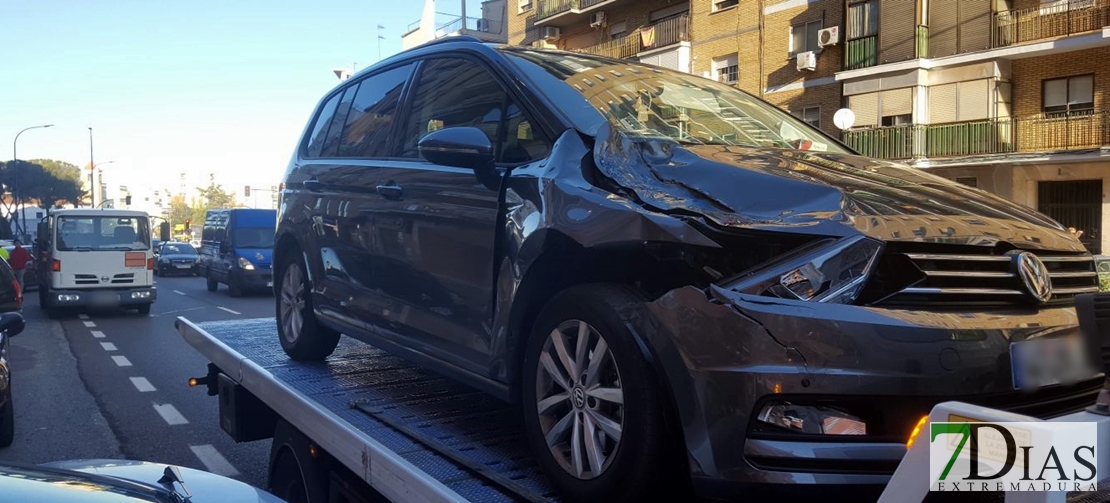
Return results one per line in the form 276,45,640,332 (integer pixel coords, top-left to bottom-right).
0,303,122,463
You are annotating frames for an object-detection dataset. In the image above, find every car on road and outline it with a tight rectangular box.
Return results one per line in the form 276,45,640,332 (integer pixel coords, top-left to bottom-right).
0,459,283,502
154,242,199,276
0,312,26,447
197,209,276,297
273,38,1104,502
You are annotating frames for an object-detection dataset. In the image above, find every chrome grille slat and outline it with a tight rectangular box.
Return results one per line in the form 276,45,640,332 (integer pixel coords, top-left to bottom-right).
1040,256,1094,263
904,253,1010,262
922,271,1015,278
1048,271,1098,278
1052,286,1100,295
900,287,1025,296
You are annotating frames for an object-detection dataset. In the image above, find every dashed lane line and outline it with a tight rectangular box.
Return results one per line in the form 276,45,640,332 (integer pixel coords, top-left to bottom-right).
78,314,89,320
112,355,132,367
217,307,241,315
100,342,117,351
130,377,156,393
82,321,96,328
91,331,105,338
173,290,186,295
189,444,240,477
153,403,188,425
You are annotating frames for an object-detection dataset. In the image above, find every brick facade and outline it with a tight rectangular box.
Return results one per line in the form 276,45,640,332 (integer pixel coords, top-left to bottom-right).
1012,46,1110,117
508,0,689,48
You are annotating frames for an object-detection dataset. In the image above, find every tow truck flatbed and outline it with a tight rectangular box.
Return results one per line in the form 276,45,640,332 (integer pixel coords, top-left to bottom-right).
176,317,557,503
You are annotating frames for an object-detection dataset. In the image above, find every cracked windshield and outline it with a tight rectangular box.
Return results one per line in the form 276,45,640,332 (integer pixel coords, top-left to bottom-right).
2,1,1110,503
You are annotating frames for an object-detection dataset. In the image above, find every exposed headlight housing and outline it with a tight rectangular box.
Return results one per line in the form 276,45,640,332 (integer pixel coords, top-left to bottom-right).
757,402,867,436
721,235,883,305
238,257,255,270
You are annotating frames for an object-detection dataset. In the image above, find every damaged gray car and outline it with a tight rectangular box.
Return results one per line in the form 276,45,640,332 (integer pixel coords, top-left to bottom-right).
273,37,1103,502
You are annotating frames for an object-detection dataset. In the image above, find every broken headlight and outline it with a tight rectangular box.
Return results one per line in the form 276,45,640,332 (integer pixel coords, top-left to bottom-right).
721,235,883,305
757,402,867,436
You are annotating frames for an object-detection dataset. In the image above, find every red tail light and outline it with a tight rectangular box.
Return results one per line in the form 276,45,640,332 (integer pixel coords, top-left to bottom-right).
52,259,61,272
11,280,21,308
147,257,154,270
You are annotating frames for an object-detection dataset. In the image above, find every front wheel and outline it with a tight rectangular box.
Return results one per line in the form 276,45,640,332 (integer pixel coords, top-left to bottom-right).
522,284,677,503
276,256,339,361
206,274,218,292
136,304,151,315
0,387,13,448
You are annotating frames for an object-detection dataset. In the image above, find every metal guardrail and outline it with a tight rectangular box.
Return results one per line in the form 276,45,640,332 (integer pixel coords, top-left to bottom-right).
843,111,1110,160
577,15,689,59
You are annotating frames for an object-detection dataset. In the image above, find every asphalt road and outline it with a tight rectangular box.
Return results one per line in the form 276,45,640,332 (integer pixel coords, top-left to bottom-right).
0,273,276,490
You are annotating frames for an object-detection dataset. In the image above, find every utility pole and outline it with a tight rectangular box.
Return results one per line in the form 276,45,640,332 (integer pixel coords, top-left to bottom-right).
88,127,95,207
378,25,385,61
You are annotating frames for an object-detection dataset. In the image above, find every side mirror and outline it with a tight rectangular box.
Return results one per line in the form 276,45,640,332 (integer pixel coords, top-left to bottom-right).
0,312,25,337
37,221,49,245
418,127,495,173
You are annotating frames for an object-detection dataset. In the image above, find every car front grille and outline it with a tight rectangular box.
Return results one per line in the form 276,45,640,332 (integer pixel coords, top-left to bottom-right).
874,246,1098,308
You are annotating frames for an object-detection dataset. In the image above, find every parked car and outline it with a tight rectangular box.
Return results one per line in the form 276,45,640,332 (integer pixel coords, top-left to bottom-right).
197,209,276,297
0,312,24,447
3,244,37,293
273,38,1103,502
154,242,199,276
0,260,21,313
0,459,283,502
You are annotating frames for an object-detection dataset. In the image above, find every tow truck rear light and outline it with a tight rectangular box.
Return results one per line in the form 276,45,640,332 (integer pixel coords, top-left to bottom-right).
52,259,61,272
147,257,154,270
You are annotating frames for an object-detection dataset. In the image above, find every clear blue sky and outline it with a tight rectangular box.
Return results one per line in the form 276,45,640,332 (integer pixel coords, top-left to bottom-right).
1,0,480,198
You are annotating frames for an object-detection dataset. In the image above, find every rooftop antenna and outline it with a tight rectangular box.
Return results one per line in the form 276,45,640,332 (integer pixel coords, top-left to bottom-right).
377,25,385,61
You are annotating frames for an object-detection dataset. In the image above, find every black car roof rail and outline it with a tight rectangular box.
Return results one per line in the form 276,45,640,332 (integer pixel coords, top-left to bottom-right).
416,35,483,49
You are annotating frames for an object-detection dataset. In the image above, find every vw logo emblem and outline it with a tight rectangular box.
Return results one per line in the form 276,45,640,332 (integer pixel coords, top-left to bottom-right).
572,387,586,409
1009,251,1052,303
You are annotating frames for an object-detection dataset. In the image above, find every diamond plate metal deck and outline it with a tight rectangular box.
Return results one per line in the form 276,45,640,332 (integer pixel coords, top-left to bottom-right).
193,318,556,503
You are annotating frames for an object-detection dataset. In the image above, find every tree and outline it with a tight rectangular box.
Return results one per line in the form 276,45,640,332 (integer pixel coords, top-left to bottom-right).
0,160,84,209
167,194,192,228
196,183,236,209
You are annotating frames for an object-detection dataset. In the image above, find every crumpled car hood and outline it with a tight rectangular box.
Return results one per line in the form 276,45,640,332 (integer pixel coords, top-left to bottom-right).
594,128,1084,252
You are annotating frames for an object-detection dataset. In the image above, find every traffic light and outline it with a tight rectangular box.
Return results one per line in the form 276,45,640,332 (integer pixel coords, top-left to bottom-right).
124,195,132,205
185,219,191,230
244,185,251,197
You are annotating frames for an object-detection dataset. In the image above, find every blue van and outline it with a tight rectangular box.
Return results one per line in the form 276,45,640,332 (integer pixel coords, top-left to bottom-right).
198,209,276,296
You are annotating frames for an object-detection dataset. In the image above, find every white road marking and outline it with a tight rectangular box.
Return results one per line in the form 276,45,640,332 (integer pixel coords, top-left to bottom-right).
78,314,89,320
217,307,241,315
91,331,106,338
82,321,96,328
112,355,132,367
130,377,156,392
100,342,117,351
153,403,188,425
189,445,240,477
173,290,186,295
152,306,205,318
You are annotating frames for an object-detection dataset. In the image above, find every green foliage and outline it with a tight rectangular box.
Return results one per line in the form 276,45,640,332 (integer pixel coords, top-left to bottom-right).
0,159,85,209
1100,272,1110,292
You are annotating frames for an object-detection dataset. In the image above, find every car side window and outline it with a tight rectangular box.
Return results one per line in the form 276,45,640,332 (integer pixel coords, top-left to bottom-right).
338,64,413,158
398,57,549,164
305,93,341,158
320,85,358,157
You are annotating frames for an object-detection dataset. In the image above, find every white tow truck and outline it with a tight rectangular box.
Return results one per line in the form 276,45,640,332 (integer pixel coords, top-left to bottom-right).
35,208,157,317
175,296,1110,503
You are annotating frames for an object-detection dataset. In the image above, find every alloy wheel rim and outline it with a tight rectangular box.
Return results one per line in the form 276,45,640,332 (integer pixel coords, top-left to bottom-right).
535,319,624,480
280,262,305,344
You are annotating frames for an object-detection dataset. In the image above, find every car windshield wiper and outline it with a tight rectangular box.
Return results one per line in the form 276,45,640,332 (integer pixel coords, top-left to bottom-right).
62,246,94,251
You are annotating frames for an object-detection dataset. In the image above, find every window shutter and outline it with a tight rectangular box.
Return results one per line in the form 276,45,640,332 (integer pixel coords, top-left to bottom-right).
958,0,992,52
957,80,990,121
880,0,915,63
929,0,958,57
929,83,958,123
1069,75,1094,104
849,93,880,127
881,88,913,116
1043,79,1068,108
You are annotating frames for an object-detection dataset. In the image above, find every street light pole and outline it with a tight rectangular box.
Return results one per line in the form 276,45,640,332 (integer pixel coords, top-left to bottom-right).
88,127,95,207
12,123,54,239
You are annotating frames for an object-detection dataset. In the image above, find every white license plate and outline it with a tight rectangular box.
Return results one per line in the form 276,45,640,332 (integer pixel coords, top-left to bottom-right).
1010,337,1093,390
91,292,119,306
175,264,192,268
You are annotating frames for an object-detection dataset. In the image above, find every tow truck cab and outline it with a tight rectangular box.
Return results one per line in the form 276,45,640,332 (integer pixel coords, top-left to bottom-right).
35,209,157,316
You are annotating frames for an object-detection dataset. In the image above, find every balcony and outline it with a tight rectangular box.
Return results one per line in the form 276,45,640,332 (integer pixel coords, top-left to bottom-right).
577,15,689,59
842,111,1110,160
402,12,506,49
535,0,623,26
993,0,1110,47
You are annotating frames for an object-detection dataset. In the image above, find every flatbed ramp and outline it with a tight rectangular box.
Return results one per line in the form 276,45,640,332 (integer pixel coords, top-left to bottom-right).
176,317,558,503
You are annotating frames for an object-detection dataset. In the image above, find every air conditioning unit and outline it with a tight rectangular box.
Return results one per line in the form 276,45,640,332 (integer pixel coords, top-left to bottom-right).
796,51,817,71
590,11,606,27
476,18,491,32
818,26,839,47
541,26,561,40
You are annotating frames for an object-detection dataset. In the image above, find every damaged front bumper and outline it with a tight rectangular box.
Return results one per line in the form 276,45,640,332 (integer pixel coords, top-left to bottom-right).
630,285,1103,495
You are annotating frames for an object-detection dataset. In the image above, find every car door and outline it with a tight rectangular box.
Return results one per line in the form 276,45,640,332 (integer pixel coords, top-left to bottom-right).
362,55,551,375
309,64,417,329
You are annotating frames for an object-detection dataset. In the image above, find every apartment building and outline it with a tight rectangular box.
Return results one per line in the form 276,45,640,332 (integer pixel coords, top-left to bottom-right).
404,0,508,50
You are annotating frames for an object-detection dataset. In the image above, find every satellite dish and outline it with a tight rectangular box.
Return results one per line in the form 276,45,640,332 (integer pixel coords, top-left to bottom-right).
833,108,856,131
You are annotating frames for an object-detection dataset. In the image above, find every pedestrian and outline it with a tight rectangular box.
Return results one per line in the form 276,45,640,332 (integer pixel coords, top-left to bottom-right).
8,240,30,292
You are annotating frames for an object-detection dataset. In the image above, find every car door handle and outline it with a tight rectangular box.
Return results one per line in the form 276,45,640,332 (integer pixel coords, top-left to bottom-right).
376,184,403,200
303,178,323,191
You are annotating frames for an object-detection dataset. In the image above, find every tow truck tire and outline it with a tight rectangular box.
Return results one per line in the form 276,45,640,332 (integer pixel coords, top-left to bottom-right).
38,288,47,310
270,447,308,503
136,304,151,316
522,284,678,503
206,275,218,292
0,387,13,448
276,256,339,361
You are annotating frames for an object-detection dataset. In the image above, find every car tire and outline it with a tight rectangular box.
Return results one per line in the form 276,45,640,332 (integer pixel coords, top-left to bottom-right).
0,387,12,448
136,304,151,316
270,447,308,503
522,284,677,503
206,275,218,292
228,277,243,298
45,307,63,320
276,255,339,361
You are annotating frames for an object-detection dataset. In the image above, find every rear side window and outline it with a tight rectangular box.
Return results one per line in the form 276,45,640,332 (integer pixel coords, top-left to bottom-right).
305,93,342,158
398,57,549,163
339,64,414,158
320,86,358,157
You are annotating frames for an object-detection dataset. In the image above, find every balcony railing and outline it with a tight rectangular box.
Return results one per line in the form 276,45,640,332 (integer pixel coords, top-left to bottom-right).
845,35,878,70
577,15,690,59
842,111,1110,160
993,0,1110,47
536,0,577,21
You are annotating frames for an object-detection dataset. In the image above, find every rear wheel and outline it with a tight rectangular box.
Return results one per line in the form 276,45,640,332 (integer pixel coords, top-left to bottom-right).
206,274,218,292
277,256,339,360
0,385,14,447
270,448,307,503
522,284,677,503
